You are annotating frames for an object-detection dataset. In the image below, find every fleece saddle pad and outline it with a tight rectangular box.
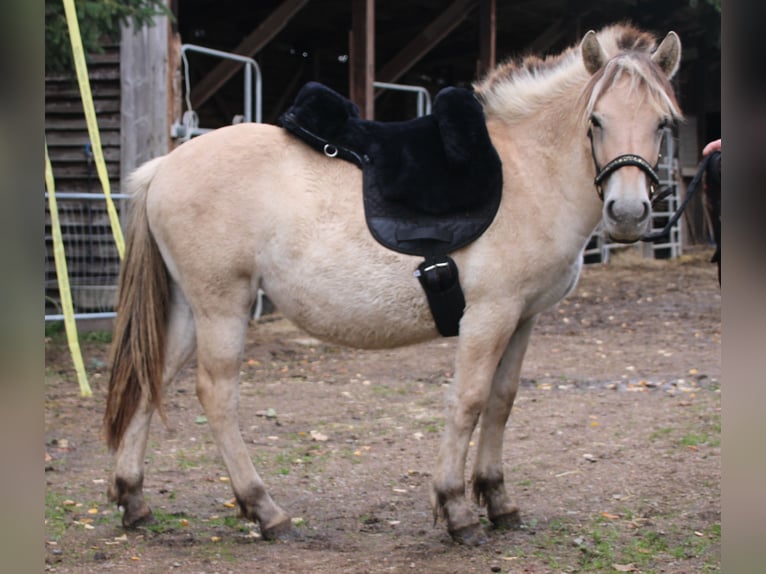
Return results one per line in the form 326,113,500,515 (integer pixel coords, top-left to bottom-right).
278,81,503,257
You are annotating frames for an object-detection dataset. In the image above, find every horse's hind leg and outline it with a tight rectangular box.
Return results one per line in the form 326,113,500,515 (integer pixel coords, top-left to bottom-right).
472,316,535,530
193,309,295,541
109,286,196,527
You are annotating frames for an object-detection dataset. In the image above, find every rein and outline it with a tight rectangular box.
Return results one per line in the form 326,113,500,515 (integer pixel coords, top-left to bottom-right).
641,151,719,242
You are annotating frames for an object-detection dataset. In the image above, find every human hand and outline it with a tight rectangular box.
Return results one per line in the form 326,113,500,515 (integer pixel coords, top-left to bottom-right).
702,138,721,156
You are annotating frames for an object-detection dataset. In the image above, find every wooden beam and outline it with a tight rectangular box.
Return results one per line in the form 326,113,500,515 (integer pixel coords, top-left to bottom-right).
376,0,477,85
349,0,375,119
120,17,170,178
477,0,495,78
190,0,310,110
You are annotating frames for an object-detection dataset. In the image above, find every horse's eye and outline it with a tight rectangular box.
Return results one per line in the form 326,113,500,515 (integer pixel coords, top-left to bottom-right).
590,115,602,129
658,118,672,131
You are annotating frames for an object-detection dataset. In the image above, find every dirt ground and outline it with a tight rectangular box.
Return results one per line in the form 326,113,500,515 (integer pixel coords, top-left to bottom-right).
44,248,721,573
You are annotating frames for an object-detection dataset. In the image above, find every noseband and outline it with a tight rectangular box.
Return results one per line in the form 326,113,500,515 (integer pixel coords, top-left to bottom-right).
588,129,660,202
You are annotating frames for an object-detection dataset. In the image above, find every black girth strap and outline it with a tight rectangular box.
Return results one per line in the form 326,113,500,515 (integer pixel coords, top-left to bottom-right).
414,255,465,337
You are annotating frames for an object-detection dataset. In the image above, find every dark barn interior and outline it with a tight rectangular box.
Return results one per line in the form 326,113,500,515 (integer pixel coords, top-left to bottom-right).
171,0,720,150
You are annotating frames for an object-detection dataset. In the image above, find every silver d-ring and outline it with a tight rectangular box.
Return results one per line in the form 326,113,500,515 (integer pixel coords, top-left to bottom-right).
323,144,338,158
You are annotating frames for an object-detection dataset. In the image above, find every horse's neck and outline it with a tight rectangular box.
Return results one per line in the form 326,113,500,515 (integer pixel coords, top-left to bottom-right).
489,111,602,256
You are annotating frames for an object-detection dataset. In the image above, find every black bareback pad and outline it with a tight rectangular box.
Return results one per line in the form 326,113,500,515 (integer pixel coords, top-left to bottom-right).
279,81,503,257
278,82,503,336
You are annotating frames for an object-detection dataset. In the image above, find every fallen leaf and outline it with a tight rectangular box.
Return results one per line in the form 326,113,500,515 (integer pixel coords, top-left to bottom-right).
612,564,638,572
309,430,328,442
601,512,620,520
210,536,221,542
195,415,208,424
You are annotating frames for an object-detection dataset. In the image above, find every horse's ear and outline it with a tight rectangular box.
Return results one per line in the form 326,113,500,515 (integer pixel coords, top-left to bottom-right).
581,30,608,75
651,31,682,78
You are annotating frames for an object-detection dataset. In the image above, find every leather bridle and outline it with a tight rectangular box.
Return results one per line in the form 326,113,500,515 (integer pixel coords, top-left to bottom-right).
588,127,661,202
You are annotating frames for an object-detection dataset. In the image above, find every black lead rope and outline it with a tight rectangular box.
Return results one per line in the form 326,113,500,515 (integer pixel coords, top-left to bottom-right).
641,152,719,242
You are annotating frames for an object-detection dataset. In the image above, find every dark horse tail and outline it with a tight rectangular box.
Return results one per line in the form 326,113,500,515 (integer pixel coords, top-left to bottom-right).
103,157,170,452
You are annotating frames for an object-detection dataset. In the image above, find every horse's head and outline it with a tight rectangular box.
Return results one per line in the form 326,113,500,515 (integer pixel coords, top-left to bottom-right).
580,29,682,242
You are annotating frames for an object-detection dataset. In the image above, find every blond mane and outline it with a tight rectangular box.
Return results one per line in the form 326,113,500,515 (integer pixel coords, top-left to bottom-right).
474,23,682,124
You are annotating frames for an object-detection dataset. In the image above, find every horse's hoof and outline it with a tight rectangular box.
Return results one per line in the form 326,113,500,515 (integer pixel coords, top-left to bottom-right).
449,523,488,546
490,508,522,531
122,506,155,529
261,518,301,542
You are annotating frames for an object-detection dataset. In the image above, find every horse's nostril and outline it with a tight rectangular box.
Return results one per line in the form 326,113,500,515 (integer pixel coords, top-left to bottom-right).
606,199,617,220
606,199,650,222
640,202,650,221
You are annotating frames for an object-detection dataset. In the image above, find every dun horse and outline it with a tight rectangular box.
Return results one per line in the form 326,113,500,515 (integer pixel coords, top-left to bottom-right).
104,24,682,545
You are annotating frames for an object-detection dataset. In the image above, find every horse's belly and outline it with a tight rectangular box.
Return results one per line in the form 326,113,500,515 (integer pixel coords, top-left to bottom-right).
260,264,438,349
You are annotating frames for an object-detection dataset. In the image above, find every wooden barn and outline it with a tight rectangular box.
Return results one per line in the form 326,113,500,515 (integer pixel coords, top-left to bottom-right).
44,0,721,318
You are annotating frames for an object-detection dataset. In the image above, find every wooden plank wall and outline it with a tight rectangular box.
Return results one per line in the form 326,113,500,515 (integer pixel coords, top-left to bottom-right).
45,44,123,314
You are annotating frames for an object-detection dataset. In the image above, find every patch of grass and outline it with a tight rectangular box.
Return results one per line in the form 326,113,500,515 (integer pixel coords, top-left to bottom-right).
339,447,363,464
45,491,70,540
370,384,395,397
208,515,248,532
418,418,443,433
45,321,65,339
622,528,669,567
144,509,189,534
680,432,708,447
276,457,291,475
578,522,619,570
175,447,209,470
82,330,112,343
649,427,673,441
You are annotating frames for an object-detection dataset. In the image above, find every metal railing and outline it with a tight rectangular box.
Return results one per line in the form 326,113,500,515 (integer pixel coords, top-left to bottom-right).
374,81,432,117
45,192,130,321
172,44,263,140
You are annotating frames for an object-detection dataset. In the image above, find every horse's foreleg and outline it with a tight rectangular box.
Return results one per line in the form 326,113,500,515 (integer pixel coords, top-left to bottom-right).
432,315,515,546
472,316,535,530
194,315,296,541
110,289,196,528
